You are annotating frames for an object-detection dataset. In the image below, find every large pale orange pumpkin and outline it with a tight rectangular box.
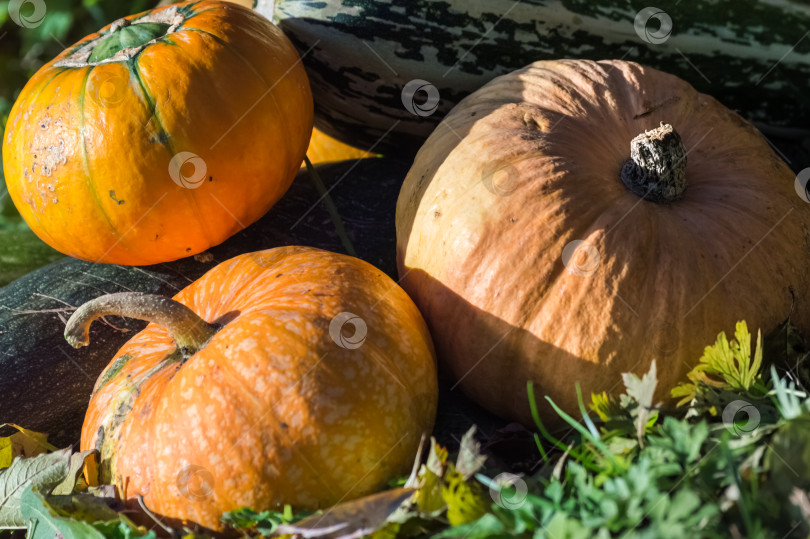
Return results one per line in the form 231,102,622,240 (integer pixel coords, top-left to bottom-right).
65,247,437,529
3,1,312,265
396,59,810,428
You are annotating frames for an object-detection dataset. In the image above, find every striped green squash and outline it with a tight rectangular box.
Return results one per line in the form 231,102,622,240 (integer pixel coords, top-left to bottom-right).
268,0,810,154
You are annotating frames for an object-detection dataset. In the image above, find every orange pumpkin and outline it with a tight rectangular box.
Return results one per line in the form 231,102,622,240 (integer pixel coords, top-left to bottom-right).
65,246,437,529
396,59,810,428
3,1,312,265
305,128,375,165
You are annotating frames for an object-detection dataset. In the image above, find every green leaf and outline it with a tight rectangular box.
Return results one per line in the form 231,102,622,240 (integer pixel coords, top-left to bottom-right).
52,450,96,496
711,322,764,390
432,513,507,538
544,396,617,468
672,321,768,411
647,417,708,465
590,391,624,423
222,507,277,531
0,448,71,528
22,487,104,539
414,439,448,514
21,486,155,539
771,366,807,421
545,512,593,538
441,464,488,526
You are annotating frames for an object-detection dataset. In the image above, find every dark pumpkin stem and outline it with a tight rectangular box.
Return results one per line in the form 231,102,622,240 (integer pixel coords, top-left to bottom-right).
620,123,687,203
89,20,171,63
65,292,218,354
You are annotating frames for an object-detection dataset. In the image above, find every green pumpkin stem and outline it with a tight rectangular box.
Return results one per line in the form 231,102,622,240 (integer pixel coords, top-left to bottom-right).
65,292,218,354
620,123,687,203
88,20,171,63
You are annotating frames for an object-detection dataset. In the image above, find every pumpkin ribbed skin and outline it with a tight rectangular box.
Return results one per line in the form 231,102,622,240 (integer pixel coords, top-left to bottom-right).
80,247,437,529
3,1,312,265
396,59,810,427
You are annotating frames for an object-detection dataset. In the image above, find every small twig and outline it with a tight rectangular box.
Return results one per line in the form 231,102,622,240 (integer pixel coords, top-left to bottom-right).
137,494,174,535
32,292,76,307
79,270,137,292
10,307,75,315
129,265,185,289
98,315,131,333
303,155,358,257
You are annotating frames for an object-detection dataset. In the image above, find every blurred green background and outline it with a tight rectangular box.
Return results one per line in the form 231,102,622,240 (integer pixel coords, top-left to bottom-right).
0,0,161,284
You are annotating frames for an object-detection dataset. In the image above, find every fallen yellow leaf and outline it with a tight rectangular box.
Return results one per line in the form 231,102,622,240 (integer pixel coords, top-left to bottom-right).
0,424,57,468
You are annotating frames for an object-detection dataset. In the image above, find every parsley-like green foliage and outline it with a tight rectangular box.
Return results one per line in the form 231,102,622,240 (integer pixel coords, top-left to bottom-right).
671,321,769,414
221,506,308,536
445,320,810,537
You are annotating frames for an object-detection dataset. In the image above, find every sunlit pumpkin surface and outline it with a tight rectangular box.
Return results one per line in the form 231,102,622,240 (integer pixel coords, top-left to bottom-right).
396,59,810,428
3,0,312,265
305,127,375,165
80,247,438,529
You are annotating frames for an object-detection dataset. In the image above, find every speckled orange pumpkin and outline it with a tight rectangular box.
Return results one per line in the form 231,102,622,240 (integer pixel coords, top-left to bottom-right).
65,247,437,529
3,1,312,265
